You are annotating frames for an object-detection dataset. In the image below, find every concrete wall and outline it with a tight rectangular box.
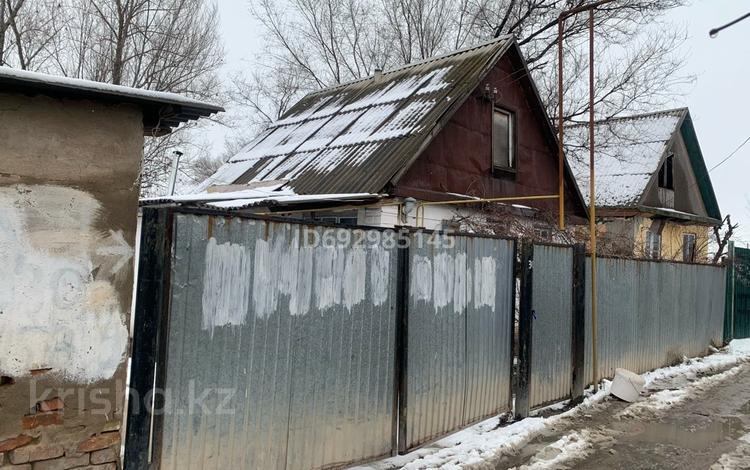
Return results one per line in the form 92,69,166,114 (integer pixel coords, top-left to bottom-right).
0,92,142,469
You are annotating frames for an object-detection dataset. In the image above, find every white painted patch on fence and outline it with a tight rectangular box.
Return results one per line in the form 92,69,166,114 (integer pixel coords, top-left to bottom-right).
433,252,455,309
370,244,391,306
202,238,252,328
248,227,389,316
453,252,468,314
411,255,433,302
474,257,497,308
0,185,129,382
343,247,367,309
315,245,345,310
293,245,314,316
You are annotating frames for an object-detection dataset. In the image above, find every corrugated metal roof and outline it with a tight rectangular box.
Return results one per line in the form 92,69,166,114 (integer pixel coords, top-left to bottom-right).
141,183,380,210
565,108,687,208
197,37,515,195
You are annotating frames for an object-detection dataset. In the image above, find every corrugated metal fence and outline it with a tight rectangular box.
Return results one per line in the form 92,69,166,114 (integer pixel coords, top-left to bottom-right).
159,214,399,470
582,257,725,383
725,244,750,340
126,208,730,470
401,232,514,451
529,245,574,409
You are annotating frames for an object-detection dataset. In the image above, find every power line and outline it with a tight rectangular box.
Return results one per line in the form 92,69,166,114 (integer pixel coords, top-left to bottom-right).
710,12,750,37
708,135,750,173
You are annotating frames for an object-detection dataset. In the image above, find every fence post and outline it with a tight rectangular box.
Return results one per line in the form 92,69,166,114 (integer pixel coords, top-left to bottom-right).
515,240,534,419
725,240,736,344
395,230,410,455
124,207,173,470
570,244,586,404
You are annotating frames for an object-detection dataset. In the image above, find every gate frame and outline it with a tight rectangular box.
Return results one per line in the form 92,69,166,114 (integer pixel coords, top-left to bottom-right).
395,227,518,453
124,207,175,470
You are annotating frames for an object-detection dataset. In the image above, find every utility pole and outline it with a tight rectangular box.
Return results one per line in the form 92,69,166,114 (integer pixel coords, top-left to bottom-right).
557,0,616,390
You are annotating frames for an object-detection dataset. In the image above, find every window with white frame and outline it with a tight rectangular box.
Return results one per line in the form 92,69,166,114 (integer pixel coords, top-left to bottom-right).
645,231,661,259
492,108,515,171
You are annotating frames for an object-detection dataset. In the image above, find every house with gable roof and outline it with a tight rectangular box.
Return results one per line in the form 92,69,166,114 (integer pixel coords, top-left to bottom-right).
565,108,722,262
183,36,588,233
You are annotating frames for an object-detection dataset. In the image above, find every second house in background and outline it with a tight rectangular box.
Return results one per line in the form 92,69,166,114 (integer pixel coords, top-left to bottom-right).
566,108,722,262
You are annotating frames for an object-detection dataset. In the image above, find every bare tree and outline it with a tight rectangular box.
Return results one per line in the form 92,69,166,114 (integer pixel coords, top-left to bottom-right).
233,0,690,141
0,0,27,65
713,214,738,264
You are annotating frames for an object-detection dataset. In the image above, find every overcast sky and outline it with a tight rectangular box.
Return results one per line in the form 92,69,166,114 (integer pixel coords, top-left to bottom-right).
211,0,750,243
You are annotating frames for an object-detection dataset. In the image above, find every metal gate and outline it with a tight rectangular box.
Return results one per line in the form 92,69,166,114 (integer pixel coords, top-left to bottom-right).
399,231,515,451
529,244,574,408
726,244,750,340
130,211,400,470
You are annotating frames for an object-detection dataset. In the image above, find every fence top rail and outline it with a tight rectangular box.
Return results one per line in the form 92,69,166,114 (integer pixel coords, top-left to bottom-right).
147,206,521,242
589,253,726,270
532,241,578,250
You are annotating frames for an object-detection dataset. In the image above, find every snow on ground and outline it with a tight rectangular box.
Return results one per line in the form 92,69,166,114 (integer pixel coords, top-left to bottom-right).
511,429,614,470
710,433,750,469
353,339,750,470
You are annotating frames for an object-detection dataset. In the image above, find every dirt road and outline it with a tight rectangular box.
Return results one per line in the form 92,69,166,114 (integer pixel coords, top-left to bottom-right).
495,362,750,470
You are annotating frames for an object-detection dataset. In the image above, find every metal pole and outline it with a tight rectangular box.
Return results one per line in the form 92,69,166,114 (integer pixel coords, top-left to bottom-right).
168,150,183,196
557,17,565,231
588,9,599,389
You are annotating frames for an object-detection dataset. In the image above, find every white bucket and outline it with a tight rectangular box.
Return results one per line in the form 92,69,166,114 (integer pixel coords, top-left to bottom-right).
610,368,645,402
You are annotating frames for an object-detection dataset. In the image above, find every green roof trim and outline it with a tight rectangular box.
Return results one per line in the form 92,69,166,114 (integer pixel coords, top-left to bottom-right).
679,112,722,221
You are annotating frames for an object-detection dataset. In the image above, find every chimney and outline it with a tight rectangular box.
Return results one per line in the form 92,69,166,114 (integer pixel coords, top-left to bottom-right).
373,68,383,82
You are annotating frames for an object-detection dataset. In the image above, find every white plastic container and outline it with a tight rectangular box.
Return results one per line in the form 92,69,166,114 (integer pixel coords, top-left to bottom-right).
610,368,645,402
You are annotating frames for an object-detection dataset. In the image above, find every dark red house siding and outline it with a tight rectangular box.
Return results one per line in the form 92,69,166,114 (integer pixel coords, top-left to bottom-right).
394,48,587,219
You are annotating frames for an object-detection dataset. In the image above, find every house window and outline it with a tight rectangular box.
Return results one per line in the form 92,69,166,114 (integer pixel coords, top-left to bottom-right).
492,108,515,171
534,227,552,241
683,233,696,262
310,211,358,226
645,231,661,259
658,154,674,190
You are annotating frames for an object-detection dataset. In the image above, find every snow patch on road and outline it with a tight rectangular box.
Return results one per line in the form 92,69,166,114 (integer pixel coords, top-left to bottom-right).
511,429,613,470
355,339,750,470
710,433,750,469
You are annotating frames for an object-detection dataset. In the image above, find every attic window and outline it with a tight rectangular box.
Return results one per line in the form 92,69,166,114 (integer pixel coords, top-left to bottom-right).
492,108,515,172
658,154,674,190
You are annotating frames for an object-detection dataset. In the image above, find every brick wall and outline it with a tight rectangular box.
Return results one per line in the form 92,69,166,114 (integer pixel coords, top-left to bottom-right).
0,396,120,469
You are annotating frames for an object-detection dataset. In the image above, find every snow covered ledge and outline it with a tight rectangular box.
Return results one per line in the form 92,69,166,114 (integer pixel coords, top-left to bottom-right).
353,340,750,470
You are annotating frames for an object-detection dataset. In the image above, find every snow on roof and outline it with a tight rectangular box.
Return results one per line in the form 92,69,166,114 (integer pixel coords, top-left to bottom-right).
0,67,222,111
197,37,514,195
141,183,380,210
0,66,223,133
565,109,686,208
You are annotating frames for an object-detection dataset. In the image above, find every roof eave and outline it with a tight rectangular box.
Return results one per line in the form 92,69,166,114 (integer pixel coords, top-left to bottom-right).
0,73,223,134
